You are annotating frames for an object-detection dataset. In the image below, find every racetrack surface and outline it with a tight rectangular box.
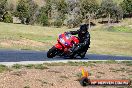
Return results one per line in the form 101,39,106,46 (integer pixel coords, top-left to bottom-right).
0,50,131,65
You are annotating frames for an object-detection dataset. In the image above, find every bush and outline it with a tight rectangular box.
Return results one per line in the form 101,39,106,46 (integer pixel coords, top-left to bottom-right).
0,65,9,73
0,0,7,21
66,16,82,28
12,64,23,69
37,6,49,26
37,13,48,26
53,19,63,27
3,12,13,23
15,0,38,24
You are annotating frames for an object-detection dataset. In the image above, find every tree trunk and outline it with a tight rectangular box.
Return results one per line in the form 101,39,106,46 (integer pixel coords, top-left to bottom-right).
88,13,91,29
108,13,110,25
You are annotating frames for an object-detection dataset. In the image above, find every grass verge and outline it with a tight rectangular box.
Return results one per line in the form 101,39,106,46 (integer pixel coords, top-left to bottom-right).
2,60,130,73
0,22,132,56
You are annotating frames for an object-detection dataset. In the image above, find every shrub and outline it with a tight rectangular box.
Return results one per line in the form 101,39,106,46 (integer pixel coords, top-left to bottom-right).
3,12,13,23
34,64,49,70
66,16,82,28
0,65,9,73
12,64,23,69
53,19,63,27
0,0,7,21
38,13,48,26
36,6,49,26
16,0,38,24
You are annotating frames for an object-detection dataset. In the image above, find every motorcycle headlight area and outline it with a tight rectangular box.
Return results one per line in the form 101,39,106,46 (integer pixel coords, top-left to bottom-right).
65,33,72,40
60,38,65,44
65,36,70,40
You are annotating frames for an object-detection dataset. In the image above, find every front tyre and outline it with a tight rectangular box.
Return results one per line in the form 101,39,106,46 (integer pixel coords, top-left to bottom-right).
47,46,59,58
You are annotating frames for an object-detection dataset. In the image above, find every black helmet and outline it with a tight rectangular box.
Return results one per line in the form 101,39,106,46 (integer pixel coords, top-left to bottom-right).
79,24,88,34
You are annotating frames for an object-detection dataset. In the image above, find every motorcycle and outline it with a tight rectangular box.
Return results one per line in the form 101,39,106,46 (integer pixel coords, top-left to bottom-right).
47,32,86,58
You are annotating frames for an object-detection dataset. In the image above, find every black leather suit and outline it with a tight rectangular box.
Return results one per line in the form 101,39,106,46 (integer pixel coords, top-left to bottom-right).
69,24,90,57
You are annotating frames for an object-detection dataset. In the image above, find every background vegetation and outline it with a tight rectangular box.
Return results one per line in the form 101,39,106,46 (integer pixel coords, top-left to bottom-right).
0,0,131,27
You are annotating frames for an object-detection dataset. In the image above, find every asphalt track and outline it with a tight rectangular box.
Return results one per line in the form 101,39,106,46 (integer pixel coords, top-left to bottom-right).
0,50,131,65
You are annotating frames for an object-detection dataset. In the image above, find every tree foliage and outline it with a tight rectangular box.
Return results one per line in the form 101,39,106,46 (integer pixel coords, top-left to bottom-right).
80,0,99,18
99,0,123,23
0,0,131,27
0,0,7,21
56,0,68,15
16,0,38,24
80,0,99,28
3,11,13,23
120,0,132,17
54,0,68,22
36,6,48,26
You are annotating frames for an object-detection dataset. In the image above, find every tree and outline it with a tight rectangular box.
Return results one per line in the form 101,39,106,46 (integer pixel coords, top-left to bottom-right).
3,11,13,23
45,0,52,19
112,5,123,22
36,6,48,26
16,0,38,24
80,0,99,28
120,0,132,17
65,0,82,27
27,0,38,24
0,0,7,21
100,0,123,24
55,0,68,21
66,0,80,12
5,0,16,12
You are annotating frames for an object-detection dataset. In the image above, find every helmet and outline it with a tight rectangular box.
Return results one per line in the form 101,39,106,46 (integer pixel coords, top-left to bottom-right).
79,24,88,34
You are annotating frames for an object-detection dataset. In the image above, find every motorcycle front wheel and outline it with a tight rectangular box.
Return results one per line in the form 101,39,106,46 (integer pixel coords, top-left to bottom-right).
47,46,59,58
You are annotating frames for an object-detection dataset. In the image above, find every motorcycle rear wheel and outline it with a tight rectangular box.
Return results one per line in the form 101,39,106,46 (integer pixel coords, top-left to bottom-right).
80,52,86,58
47,46,59,58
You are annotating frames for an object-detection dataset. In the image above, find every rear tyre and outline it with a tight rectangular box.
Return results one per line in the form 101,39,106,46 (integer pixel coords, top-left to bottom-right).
80,52,86,58
69,55,75,59
47,46,59,58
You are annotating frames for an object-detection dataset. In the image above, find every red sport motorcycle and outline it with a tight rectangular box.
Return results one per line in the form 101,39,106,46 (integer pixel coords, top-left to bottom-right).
47,32,85,58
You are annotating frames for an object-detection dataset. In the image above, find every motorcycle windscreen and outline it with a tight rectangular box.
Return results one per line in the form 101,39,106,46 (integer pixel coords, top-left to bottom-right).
59,34,72,47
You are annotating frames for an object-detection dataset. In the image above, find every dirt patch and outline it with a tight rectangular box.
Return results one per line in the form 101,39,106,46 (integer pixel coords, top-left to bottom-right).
0,63,131,88
0,39,46,47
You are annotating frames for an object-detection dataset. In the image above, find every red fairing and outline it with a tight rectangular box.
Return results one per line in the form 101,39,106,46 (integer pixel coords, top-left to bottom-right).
55,43,63,50
54,32,79,52
71,36,79,44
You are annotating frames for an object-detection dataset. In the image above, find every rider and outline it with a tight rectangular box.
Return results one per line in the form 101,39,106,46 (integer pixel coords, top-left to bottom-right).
69,24,90,58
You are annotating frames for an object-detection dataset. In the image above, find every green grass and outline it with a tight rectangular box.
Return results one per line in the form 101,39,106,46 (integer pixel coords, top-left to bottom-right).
97,0,123,5
12,64,23,69
104,26,132,33
0,65,9,73
121,61,132,66
44,61,128,66
24,64,35,69
34,64,49,70
12,64,49,70
90,30,132,56
0,61,131,73
44,61,96,66
0,22,132,56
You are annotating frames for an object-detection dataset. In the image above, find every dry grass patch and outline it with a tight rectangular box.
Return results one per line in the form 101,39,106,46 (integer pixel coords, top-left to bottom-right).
0,63,131,88
0,39,46,47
